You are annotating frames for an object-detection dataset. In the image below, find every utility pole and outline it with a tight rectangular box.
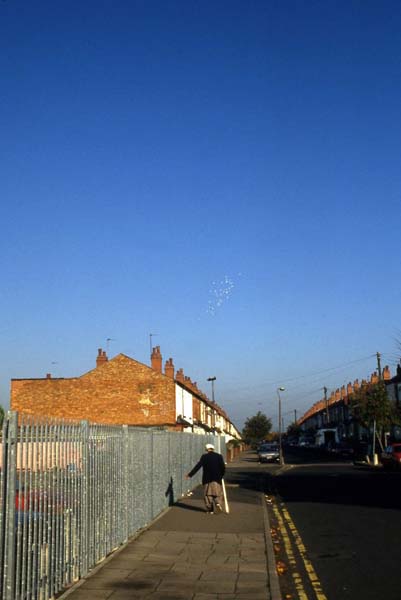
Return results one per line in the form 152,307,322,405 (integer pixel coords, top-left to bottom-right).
294,409,297,424
372,418,377,465
277,387,285,465
324,386,328,424
376,351,382,380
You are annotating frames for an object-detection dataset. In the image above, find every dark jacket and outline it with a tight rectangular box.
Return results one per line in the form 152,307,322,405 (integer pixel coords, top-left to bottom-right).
188,451,225,484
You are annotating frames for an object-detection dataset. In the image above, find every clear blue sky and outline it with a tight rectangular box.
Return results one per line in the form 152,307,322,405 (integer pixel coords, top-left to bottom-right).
1,0,401,430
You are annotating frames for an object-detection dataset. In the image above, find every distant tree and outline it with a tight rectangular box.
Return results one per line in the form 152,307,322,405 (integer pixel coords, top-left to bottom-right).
350,381,401,450
242,412,272,447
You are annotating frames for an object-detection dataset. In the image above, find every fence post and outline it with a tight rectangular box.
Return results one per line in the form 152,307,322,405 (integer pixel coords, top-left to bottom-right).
0,414,7,599
122,425,129,543
3,412,18,600
80,421,90,577
150,431,154,520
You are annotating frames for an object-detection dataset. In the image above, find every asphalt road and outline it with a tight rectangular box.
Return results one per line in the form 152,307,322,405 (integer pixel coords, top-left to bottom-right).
266,446,401,600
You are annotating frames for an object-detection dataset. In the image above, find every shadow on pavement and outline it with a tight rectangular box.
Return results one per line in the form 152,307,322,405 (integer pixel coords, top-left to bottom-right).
173,501,207,513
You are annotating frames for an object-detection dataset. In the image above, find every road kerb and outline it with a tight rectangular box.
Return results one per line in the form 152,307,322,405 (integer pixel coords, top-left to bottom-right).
262,493,282,600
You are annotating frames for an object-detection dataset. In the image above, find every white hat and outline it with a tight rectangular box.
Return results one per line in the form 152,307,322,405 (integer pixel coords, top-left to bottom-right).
205,443,214,450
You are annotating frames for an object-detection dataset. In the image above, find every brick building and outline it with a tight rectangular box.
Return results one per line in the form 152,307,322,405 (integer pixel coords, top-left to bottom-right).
297,365,394,440
10,347,241,440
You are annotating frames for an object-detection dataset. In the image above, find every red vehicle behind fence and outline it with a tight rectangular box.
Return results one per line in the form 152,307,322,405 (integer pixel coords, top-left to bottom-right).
381,443,401,470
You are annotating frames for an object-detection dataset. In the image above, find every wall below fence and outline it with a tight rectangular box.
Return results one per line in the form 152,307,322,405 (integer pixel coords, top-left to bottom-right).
0,412,223,600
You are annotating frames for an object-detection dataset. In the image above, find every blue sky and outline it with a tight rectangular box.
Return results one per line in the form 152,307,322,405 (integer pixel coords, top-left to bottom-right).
1,0,401,430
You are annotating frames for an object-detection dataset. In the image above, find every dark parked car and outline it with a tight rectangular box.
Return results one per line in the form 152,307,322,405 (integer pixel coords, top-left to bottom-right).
328,442,355,459
381,443,401,470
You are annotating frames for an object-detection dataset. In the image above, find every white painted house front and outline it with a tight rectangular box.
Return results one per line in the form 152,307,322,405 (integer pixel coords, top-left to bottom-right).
175,383,193,426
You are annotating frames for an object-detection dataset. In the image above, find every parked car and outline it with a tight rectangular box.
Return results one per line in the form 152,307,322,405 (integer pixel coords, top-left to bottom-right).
298,437,315,447
327,442,355,459
380,443,401,470
258,443,279,463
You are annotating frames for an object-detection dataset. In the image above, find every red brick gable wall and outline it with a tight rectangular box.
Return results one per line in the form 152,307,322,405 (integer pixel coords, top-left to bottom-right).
11,354,176,426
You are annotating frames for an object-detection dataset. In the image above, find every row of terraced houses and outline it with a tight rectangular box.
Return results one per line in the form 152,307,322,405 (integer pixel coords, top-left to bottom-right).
297,362,401,441
10,346,242,443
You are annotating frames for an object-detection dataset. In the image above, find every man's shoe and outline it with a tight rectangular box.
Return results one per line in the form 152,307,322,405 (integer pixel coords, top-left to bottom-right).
215,503,223,513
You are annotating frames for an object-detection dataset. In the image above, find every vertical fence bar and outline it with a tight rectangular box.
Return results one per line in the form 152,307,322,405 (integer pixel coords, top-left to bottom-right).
0,414,9,599
122,426,129,544
14,415,23,600
20,416,30,600
48,419,57,600
37,419,45,600
30,417,40,600
0,417,8,598
72,421,80,583
4,411,18,600
79,421,89,577
41,418,50,600
60,420,67,590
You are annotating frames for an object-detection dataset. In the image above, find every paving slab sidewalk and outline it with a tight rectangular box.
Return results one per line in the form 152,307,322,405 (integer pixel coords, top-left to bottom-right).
60,454,280,600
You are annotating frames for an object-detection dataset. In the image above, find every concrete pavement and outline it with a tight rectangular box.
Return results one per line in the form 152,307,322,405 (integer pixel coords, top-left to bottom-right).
60,452,281,600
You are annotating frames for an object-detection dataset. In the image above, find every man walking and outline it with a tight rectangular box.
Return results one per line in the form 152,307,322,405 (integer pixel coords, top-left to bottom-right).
186,443,226,514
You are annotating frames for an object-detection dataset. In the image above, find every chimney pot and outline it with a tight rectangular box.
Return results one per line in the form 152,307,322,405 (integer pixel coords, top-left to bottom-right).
96,348,109,368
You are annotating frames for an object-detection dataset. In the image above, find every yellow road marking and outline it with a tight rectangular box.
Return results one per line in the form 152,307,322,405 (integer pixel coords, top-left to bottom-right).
272,503,309,600
281,505,328,600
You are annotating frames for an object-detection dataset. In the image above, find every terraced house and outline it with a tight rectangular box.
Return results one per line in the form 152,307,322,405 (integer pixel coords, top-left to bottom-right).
10,346,241,443
297,363,401,442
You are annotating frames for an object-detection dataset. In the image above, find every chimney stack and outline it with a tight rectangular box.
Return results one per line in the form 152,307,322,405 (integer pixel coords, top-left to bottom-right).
370,371,379,384
151,346,162,373
96,348,108,368
176,368,184,383
165,358,175,379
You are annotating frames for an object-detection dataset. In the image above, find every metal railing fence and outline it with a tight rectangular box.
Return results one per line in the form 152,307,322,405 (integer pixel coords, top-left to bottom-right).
0,412,222,600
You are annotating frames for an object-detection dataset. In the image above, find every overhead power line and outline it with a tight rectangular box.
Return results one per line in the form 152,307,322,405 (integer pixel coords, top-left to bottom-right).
224,353,376,394
276,354,376,385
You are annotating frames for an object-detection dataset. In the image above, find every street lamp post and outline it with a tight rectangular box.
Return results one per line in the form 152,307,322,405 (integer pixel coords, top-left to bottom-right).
207,377,217,439
207,377,216,403
277,387,285,465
